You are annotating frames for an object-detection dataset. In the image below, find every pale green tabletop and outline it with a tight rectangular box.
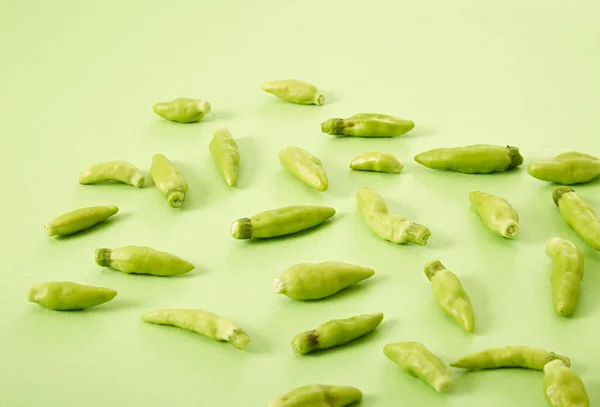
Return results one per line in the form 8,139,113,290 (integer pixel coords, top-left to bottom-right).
1,0,600,406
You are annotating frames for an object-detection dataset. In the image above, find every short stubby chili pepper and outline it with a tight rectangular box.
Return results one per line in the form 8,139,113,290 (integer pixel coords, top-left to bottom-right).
322,113,414,137
209,126,240,187
274,262,375,300
349,152,403,173
279,146,328,191
424,260,475,333
95,246,194,276
356,188,431,245
28,282,117,311
152,97,211,123
44,205,118,237
469,191,519,238
528,151,600,185
291,313,383,354
231,205,335,239
543,359,589,407
269,384,362,407
150,154,188,208
78,161,145,188
261,79,324,106
414,144,524,174
383,342,453,393
545,237,584,317
451,346,571,370
141,308,250,350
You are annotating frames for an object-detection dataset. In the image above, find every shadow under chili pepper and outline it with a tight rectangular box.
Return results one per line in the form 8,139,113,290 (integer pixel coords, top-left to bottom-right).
303,278,379,304
51,215,130,241
235,136,259,190
457,275,490,336
240,330,270,355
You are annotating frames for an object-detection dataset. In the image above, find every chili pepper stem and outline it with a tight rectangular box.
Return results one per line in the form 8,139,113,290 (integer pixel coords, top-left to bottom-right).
95,248,112,267
167,191,185,208
130,173,145,188
405,223,431,245
273,278,285,293
500,221,519,237
424,259,445,280
553,187,575,205
321,119,343,135
314,93,324,106
230,329,251,350
231,218,252,239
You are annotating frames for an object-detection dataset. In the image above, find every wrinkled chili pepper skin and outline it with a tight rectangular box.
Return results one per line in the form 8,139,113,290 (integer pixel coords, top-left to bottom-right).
153,97,211,123
262,79,324,106
451,346,571,370
269,384,362,407
424,260,475,333
544,359,589,407
356,188,431,245
291,313,383,354
141,309,250,350
27,282,117,311
469,191,519,238
414,144,523,174
349,152,403,173
209,126,240,187
274,262,375,300
383,342,452,392
44,206,119,237
231,205,335,239
322,113,414,138
150,154,188,208
79,161,144,187
95,246,194,276
545,238,584,317
279,146,328,191
553,187,600,250
528,151,600,185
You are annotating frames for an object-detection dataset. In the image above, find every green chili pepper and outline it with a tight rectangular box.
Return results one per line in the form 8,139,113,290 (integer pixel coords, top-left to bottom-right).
95,246,194,276
152,97,211,123
451,346,571,370
383,342,453,393
349,152,403,173
269,384,362,407
356,187,431,245
469,191,519,238
528,151,600,185
28,282,117,311
231,205,335,239
209,126,240,187
44,205,118,237
261,79,324,106
424,260,475,333
150,154,188,208
543,359,589,407
291,313,383,354
322,113,414,138
414,144,524,174
553,187,600,250
141,309,250,350
78,161,145,188
278,146,328,191
545,237,584,317
274,262,375,300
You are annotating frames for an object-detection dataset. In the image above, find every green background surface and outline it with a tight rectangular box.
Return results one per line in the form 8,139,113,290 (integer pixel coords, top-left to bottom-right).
1,0,600,405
